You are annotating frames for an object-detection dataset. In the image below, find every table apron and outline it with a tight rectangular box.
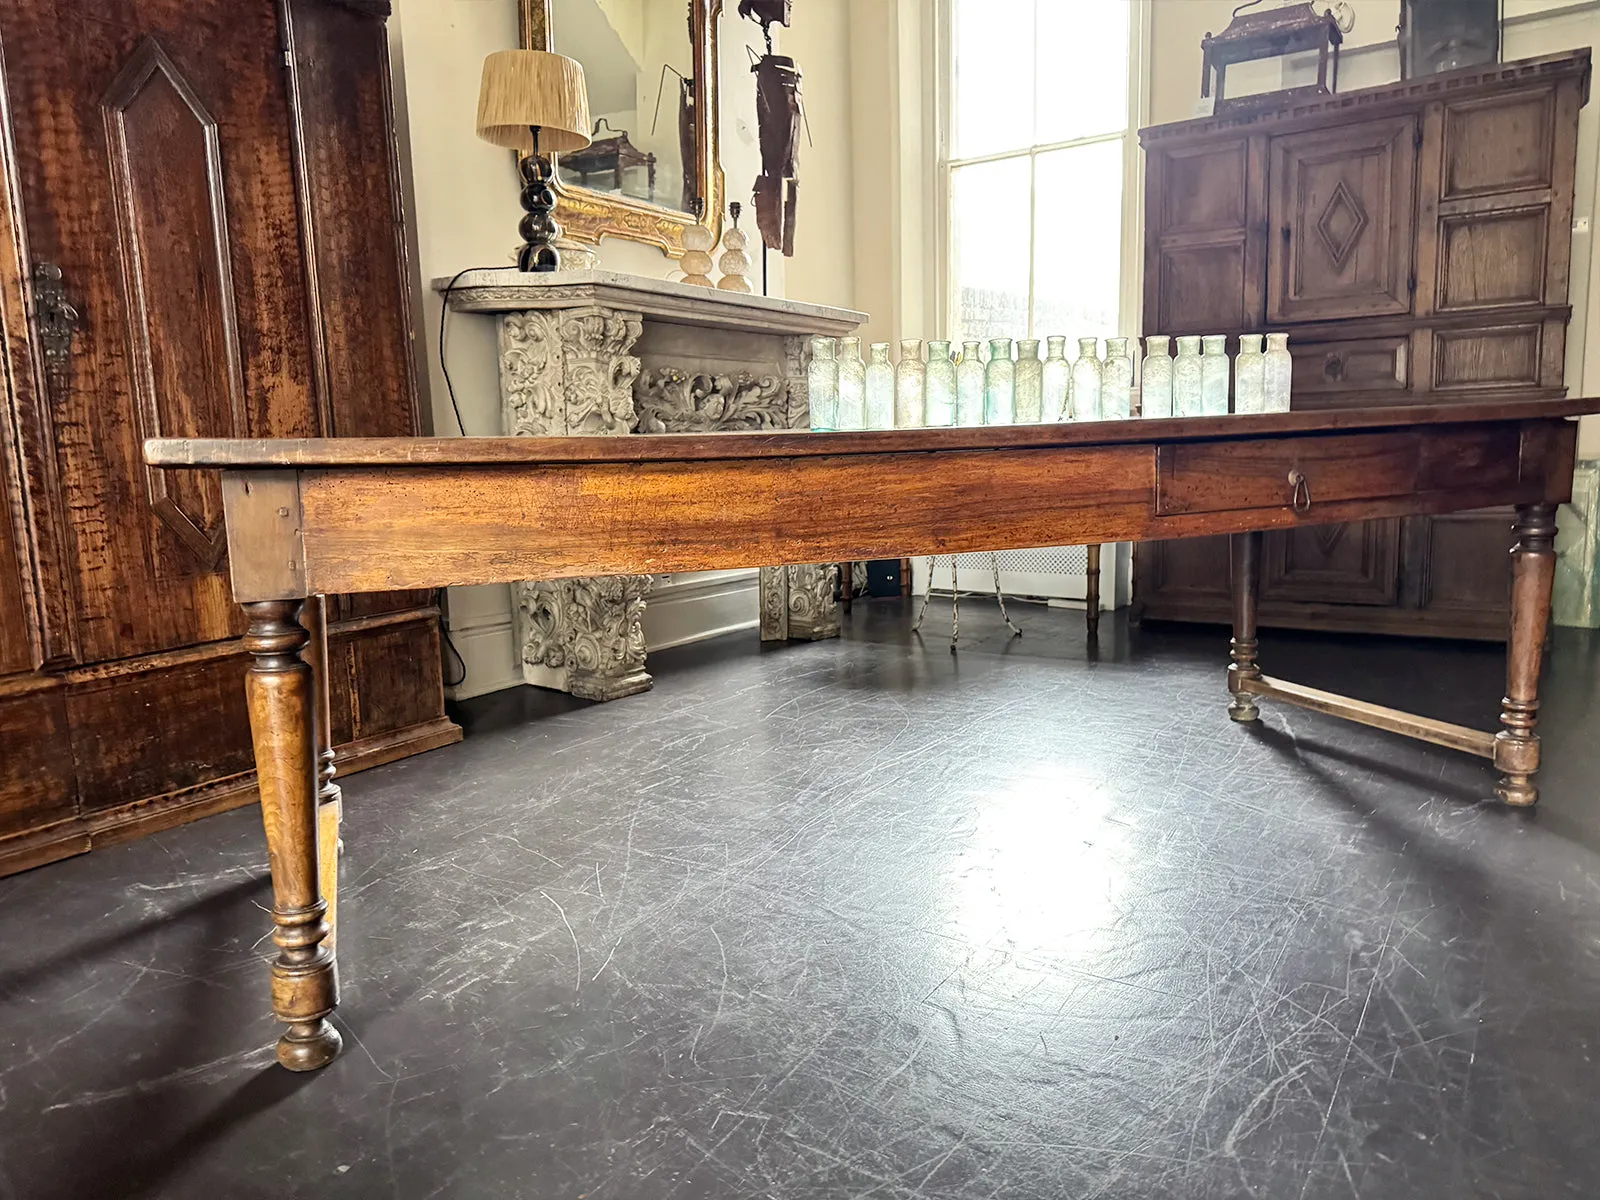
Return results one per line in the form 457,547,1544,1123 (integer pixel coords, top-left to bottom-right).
218,419,1577,601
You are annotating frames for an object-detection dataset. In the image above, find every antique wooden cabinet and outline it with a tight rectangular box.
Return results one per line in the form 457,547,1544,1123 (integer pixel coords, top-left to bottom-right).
0,0,458,876
1137,50,1589,638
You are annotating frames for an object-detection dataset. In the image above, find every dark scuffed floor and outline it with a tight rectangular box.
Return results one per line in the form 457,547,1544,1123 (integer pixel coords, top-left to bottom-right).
3,600,1600,1200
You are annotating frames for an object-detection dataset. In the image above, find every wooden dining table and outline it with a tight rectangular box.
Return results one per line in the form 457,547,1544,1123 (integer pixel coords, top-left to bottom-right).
145,396,1597,1072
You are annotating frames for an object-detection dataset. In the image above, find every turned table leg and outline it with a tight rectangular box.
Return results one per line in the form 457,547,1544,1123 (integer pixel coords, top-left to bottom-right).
1085,544,1101,635
1496,503,1558,806
243,599,341,1071
301,595,342,954
1228,530,1263,722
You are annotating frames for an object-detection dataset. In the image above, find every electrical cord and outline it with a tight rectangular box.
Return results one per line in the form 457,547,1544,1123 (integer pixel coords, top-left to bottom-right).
437,265,502,437
433,265,505,688
439,600,468,688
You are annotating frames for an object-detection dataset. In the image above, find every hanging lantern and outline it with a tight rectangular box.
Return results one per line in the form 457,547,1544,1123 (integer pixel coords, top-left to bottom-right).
1398,0,1502,79
1201,3,1343,113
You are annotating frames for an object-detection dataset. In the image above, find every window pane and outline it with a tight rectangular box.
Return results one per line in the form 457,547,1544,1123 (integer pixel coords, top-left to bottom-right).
1034,0,1131,144
1033,140,1124,341
951,0,1036,159
950,157,1032,345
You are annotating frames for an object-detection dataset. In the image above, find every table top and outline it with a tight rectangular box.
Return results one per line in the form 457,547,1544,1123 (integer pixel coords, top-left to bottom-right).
145,397,1600,470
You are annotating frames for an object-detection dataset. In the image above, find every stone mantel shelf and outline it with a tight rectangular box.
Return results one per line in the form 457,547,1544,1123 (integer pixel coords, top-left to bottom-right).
434,266,861,702
435,268,866,338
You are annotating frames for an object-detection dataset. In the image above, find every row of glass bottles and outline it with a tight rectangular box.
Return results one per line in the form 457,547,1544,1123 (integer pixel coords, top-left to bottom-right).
809,334,1292,430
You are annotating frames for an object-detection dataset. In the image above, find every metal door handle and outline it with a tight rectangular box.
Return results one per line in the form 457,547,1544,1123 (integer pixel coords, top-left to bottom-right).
1288,467,1311,512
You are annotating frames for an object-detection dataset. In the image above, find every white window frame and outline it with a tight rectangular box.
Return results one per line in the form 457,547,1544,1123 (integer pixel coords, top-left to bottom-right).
932,0,1151,345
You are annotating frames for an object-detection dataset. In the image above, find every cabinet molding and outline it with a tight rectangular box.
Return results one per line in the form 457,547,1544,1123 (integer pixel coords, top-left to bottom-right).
1137,50,1589,640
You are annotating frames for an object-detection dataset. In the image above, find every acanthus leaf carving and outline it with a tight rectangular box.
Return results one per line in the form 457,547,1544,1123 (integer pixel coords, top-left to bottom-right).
633,366,786,433
499,311,565,436
786,564,839,640
560,307,642,435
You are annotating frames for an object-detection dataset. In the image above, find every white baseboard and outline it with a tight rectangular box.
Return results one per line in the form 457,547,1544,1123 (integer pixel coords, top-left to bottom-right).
445,571,761,699
644,570,759,651
444,619,522,700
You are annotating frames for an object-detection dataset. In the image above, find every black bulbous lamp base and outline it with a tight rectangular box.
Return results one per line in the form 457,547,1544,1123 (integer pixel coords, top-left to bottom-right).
518,125,562,272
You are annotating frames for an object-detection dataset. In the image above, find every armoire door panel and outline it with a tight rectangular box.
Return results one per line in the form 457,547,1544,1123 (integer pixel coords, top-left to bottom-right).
1413,510,1513,619
1441,90,1555,200
0,5,320,664
1268,117,1418,324
1142,535,1232,603
1261,519,1403,606
1148,136,1257,335
0,689,76,833
1431,324,1542,391
1159,141,1249,233
1156,239,1249,335
0,447,33,675
1436,206,1548,311
103,38,245,572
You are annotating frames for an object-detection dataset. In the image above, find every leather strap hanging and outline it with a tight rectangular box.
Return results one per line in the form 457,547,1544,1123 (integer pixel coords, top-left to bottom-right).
751,53,801,256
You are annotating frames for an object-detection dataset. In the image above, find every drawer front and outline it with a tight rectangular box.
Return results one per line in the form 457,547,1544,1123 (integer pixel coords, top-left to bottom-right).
1157,432,1420,515
1155,427,1521,516
1290,336,1409,397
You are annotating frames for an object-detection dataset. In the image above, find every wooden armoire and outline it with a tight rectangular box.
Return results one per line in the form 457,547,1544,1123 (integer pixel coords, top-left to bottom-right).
1136,49,1590,639
0,0,459,876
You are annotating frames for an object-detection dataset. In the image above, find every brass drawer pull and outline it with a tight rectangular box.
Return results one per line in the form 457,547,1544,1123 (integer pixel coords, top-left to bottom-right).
1288,467,1311,512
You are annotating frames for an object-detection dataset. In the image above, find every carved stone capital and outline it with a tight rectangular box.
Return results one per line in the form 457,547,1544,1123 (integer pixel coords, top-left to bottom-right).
499,311,566,437
499,305,643,437
784,335,812,430
560,305,643,435
516,575,654,701
760,564,839,641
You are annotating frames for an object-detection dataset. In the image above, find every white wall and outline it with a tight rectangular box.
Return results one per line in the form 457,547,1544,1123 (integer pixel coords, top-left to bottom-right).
392,0,792,698
782,0,858,313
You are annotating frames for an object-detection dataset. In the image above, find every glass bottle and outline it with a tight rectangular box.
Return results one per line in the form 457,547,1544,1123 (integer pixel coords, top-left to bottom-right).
1234,334,1266,415
1043,335,1071,421
925,340,956,427
1200,334,1230,416
1141,336,1173,419
807,337,839,432
1014,338,1043,423
984,338,1015,424
1264,333,1293,413
1173,335,1203,417
895,338,926,428
1072,337,1101,420
1102,336,1133,420
865,342,894,429
836,336,865,430
956,341,985,426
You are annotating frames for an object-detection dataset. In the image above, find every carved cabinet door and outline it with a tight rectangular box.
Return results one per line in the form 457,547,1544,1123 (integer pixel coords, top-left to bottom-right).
1267,116,1418,324
1261,519,1403,606
0,2,321,665
1144,136,1266,335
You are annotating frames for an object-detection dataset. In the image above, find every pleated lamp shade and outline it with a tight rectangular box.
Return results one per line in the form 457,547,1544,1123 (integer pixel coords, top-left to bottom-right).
476,50,592,154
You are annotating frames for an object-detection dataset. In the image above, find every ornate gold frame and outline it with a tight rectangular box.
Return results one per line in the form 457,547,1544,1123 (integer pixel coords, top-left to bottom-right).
519,0,725,259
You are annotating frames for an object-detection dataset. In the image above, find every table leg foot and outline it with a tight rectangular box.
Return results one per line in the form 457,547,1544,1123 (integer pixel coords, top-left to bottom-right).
1228,531,1263,723
278,1018,343,1072
244,599,341,1072
1085,544,1101,637
1496,503,1556,807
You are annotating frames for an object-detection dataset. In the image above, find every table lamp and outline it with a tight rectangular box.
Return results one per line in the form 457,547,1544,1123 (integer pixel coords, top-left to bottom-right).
476,49,592,272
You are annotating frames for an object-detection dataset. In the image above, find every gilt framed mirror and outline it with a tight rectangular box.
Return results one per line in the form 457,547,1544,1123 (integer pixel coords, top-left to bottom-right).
519,0,725,258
